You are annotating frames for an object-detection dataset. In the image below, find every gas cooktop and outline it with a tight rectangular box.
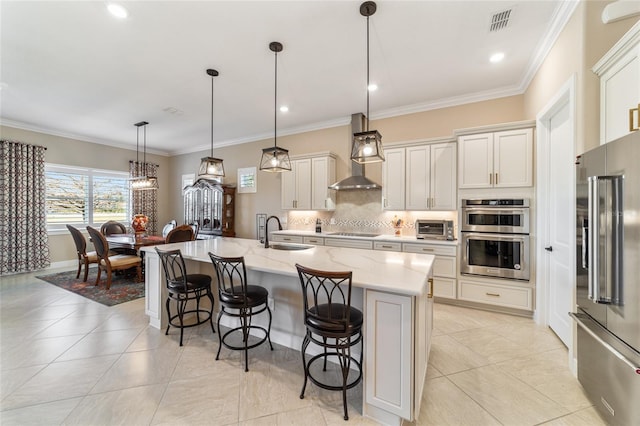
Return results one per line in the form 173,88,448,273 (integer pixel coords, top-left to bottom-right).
327,232,380,238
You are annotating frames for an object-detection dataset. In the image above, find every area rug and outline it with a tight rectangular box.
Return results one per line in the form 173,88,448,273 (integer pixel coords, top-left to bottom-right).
36,268,144,306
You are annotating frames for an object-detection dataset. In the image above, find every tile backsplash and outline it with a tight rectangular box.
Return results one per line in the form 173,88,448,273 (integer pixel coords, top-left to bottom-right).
286,189,457,237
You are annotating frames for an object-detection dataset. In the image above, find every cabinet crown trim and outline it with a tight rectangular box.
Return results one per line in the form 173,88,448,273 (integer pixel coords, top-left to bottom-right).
289,151,337,160
593,20,640,75
454,120,536,137
384,136,455,149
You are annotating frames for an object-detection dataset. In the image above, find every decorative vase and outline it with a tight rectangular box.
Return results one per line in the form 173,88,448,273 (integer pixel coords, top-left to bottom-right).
131,214,148,235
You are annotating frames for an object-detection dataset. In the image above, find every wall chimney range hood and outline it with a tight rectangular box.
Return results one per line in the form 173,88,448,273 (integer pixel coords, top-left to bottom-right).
329,113,382,191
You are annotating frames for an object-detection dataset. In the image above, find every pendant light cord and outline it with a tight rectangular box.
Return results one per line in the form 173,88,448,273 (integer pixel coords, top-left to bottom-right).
274,49,278,148
210,74,214,156
366,14,370,132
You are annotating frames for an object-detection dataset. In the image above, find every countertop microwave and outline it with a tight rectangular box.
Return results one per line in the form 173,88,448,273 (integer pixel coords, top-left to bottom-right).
415,219,454,240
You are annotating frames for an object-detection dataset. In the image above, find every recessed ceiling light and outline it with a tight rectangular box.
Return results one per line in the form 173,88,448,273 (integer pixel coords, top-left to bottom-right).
280,106,289,113
490,52,505,63
368,83,378,91
107,3,128,19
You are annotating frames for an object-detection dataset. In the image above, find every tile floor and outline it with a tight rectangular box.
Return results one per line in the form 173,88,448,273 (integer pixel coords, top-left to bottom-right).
0,269,607,425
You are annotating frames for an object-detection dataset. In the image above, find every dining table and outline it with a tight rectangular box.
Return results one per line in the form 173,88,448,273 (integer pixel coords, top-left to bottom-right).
105,234,166,251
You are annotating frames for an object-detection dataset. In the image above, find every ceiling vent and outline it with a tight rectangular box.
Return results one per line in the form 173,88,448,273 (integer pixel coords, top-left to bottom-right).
490,9,511,32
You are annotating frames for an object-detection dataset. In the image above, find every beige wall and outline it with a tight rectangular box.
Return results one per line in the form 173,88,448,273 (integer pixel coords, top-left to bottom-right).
170,95,525,238
523,1,637,154
1,125,171,263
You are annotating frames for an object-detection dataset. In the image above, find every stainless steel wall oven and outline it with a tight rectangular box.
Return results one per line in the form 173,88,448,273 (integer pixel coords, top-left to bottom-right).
461,199,530,281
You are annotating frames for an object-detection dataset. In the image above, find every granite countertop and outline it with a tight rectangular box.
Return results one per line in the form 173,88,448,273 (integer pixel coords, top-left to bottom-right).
143,237,435,296
271,229,459,245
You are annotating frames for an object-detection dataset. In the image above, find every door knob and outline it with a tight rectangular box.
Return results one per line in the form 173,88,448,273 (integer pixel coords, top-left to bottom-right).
545,246,553,252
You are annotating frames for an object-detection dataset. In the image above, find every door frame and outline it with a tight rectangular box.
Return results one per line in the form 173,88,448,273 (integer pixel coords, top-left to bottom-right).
535,74,577,368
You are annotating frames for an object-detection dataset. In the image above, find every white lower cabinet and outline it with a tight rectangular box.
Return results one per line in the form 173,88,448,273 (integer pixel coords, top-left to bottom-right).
269,234,303,244
365,284,433,422
325,238,373,250
403,243,457,299
458,279,533,310
302,236,324,245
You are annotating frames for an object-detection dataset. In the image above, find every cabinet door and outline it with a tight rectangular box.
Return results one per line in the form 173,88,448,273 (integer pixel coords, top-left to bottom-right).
494,128,533,187
295,159,312,210
311,156,336,210
430,142,457,210
405,146,430,210
600,45,640,144
382,147,405,210
458,133,493,188
281,161,296,210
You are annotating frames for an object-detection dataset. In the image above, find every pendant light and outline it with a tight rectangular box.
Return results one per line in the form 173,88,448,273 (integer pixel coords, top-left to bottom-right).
197,68,225,180
130,121,159,190
351,1,385,164
259,41,291,172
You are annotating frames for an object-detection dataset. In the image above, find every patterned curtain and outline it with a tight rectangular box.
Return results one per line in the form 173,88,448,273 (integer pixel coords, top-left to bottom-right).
129,161,159,235
0,140,50,274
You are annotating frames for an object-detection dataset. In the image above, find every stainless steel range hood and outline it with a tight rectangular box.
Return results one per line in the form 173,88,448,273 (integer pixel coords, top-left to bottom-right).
328,113,382,191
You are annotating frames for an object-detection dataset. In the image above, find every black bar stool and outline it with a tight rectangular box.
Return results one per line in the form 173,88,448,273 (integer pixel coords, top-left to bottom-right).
209,253,273,372
155,248,215,346
295,263,363,421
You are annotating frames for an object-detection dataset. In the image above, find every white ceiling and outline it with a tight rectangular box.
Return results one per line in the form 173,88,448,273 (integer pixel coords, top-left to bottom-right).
1,1,573,156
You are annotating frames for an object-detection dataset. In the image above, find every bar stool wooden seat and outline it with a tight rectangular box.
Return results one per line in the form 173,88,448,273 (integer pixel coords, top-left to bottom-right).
209,253,273,372
295,263,363,421
155,248,215,346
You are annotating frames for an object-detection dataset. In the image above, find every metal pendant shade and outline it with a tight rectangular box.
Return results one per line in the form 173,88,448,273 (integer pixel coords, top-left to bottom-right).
351,1,385,164
260,41,291,172
131,121,159,191
198,68,225,180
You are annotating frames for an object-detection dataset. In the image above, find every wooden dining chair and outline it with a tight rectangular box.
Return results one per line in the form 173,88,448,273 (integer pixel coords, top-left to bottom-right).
100,220,127,235
165,225,195,243
66,224,100,282
86,226,142,290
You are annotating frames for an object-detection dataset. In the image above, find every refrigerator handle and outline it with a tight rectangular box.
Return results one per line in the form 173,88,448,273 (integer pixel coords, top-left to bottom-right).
588,176,600,302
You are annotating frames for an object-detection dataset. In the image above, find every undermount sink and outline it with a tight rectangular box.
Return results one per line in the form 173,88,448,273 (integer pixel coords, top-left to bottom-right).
268,243,314,251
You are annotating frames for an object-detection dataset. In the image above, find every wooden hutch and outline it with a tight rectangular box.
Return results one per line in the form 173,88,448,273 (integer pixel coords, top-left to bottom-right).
183,179,235,238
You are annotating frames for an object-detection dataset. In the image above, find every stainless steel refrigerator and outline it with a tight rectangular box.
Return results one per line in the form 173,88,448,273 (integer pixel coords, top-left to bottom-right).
572,131,640,426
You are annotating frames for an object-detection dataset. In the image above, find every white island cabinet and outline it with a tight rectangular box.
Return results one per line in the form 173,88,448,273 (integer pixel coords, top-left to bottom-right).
143,238,434,425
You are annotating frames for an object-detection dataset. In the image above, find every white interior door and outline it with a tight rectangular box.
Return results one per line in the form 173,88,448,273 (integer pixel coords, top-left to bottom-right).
537,77,576,348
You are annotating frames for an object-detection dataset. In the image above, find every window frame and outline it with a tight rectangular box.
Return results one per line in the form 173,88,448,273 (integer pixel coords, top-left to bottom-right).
45,163,131,233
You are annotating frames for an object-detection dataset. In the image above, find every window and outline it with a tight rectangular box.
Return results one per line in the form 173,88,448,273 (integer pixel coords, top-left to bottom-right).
45,164,130,230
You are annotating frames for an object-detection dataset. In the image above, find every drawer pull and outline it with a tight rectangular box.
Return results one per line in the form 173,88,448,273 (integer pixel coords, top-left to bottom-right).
382,245,393,249
428,278,434,299
422,248,434,252
283,238,291,241
486,292,501,297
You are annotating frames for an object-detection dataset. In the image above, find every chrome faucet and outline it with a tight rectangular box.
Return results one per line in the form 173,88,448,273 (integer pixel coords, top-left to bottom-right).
264,215,282,248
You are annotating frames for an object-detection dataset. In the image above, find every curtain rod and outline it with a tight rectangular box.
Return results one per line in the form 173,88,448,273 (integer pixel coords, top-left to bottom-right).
0,140,47,150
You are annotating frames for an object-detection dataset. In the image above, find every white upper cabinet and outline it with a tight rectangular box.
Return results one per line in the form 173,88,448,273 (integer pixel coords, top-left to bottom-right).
382,147,406,210
311,156,336,210
383,142,456,211
593,20,640,145
281,153,335,210
458,128,533,189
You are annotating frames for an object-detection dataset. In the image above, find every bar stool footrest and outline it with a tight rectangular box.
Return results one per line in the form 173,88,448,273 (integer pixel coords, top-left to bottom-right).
168,309,213,328
306,352,362,391
220,325,270,351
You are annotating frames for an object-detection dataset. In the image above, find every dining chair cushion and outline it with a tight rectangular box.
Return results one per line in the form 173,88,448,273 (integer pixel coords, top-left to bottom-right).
86,251,99,262
101,254,141,269
219,285,268,306
307,303,363,334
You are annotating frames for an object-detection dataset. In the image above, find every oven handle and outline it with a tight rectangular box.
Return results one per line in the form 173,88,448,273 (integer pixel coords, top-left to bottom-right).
462,208,528,214
462,232,528,242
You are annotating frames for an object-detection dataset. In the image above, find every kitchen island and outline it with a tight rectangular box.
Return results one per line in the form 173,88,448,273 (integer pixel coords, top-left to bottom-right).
142,237,435,425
